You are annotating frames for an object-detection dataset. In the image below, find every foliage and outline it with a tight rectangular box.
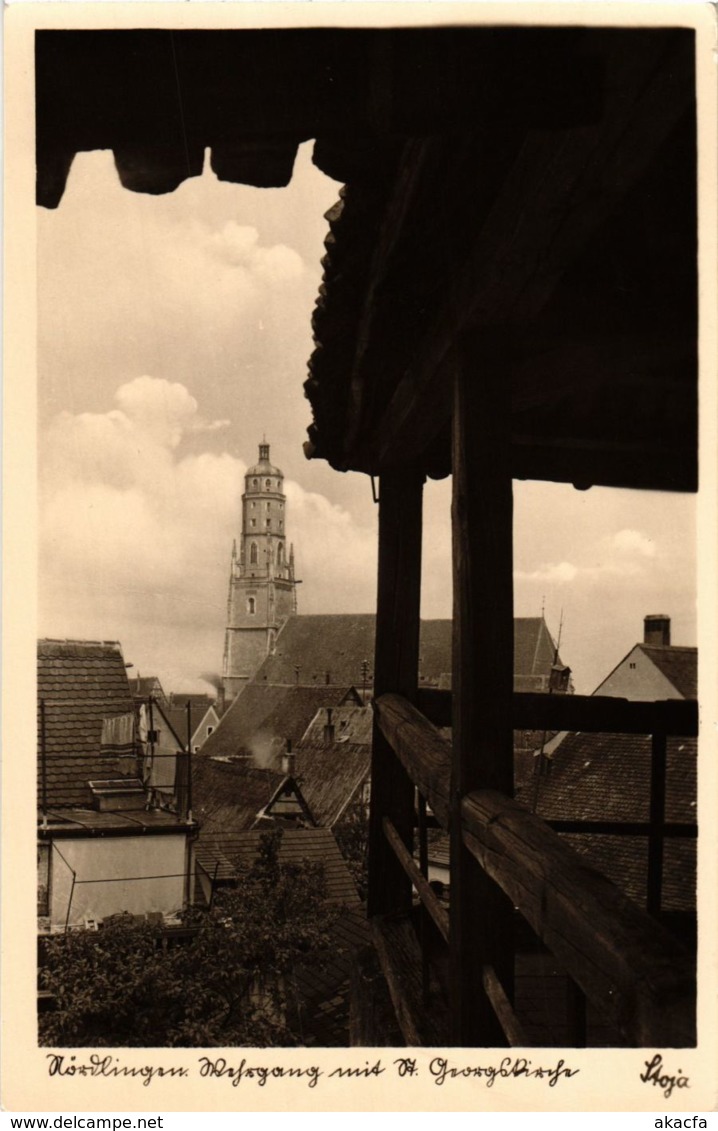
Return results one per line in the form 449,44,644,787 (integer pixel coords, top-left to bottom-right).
39,829,341,1047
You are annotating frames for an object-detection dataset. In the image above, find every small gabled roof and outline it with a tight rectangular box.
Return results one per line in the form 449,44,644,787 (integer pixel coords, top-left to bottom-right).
195,826,361,907
168,692,217,712
638,644,697,700
38,639,137,810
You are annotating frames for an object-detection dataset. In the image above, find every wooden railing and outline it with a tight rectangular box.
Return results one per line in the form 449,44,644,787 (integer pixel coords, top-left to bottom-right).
372,691,697,1048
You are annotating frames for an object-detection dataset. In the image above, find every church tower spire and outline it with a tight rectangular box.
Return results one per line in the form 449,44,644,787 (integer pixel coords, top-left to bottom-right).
222,442,298,703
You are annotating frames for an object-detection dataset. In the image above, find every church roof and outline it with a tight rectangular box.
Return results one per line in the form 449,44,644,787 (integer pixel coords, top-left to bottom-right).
516,730,697,913
195,826,361,907
295,710,373,826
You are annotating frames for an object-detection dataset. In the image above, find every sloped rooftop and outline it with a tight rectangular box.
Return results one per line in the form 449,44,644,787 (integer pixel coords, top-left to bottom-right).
517,730,697,912
639,644,697,700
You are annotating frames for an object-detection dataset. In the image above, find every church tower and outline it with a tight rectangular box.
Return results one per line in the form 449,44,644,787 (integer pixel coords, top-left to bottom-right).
222,442,298,702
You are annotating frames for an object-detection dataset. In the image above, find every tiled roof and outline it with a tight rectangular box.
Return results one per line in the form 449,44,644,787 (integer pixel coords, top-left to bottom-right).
517,730,697,912
294,741,371,827
156,706,190,748
201,683,358,761
291,705,373,826
250,615,563,688
168,693,216,712
38,639,137,809
639,645,697,700
191,756,287,835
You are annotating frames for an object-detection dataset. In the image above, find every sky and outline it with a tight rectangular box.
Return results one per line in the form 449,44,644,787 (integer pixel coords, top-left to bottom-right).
38,145,697,695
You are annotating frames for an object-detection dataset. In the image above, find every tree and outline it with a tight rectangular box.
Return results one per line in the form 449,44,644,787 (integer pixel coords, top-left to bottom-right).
39,829,342,1047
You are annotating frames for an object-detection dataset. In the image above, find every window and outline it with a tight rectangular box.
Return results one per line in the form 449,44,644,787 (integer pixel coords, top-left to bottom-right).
252,478,258,488
266,478,271,488
248,597,256,615
629,662,636,669
277,544,284,564
207,726,214,736
266,519,271,528
250,543,258,565
250,518,256,527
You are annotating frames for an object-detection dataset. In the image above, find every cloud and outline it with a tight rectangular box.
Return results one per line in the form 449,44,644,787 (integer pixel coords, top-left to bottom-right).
39,377,377,689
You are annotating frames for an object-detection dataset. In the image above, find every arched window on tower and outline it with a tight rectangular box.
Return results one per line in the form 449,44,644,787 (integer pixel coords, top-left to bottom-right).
277,543,284,565
247,597,256,615
266,478,271,489
250,542,258,565
252,478,258,488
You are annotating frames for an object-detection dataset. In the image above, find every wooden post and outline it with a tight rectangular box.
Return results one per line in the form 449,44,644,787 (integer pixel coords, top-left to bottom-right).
451,334,515,1045
367,467,425,919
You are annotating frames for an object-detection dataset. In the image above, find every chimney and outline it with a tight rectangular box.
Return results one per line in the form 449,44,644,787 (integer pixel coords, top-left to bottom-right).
644,615,671,647
324,707,335,745
281,739,296,777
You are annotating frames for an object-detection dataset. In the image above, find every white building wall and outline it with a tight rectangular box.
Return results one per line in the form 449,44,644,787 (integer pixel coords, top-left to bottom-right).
49,834,189,929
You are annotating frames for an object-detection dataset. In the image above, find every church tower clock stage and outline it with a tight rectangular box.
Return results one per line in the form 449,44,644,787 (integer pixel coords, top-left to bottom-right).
222,442,298,702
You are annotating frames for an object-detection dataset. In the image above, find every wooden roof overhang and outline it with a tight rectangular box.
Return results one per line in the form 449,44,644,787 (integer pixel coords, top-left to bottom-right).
36,26,697,493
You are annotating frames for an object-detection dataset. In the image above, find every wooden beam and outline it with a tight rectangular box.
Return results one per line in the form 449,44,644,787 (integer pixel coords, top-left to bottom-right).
462,788,695,1047
354,32,694,473
367,468,424,919
450,335,515,1045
